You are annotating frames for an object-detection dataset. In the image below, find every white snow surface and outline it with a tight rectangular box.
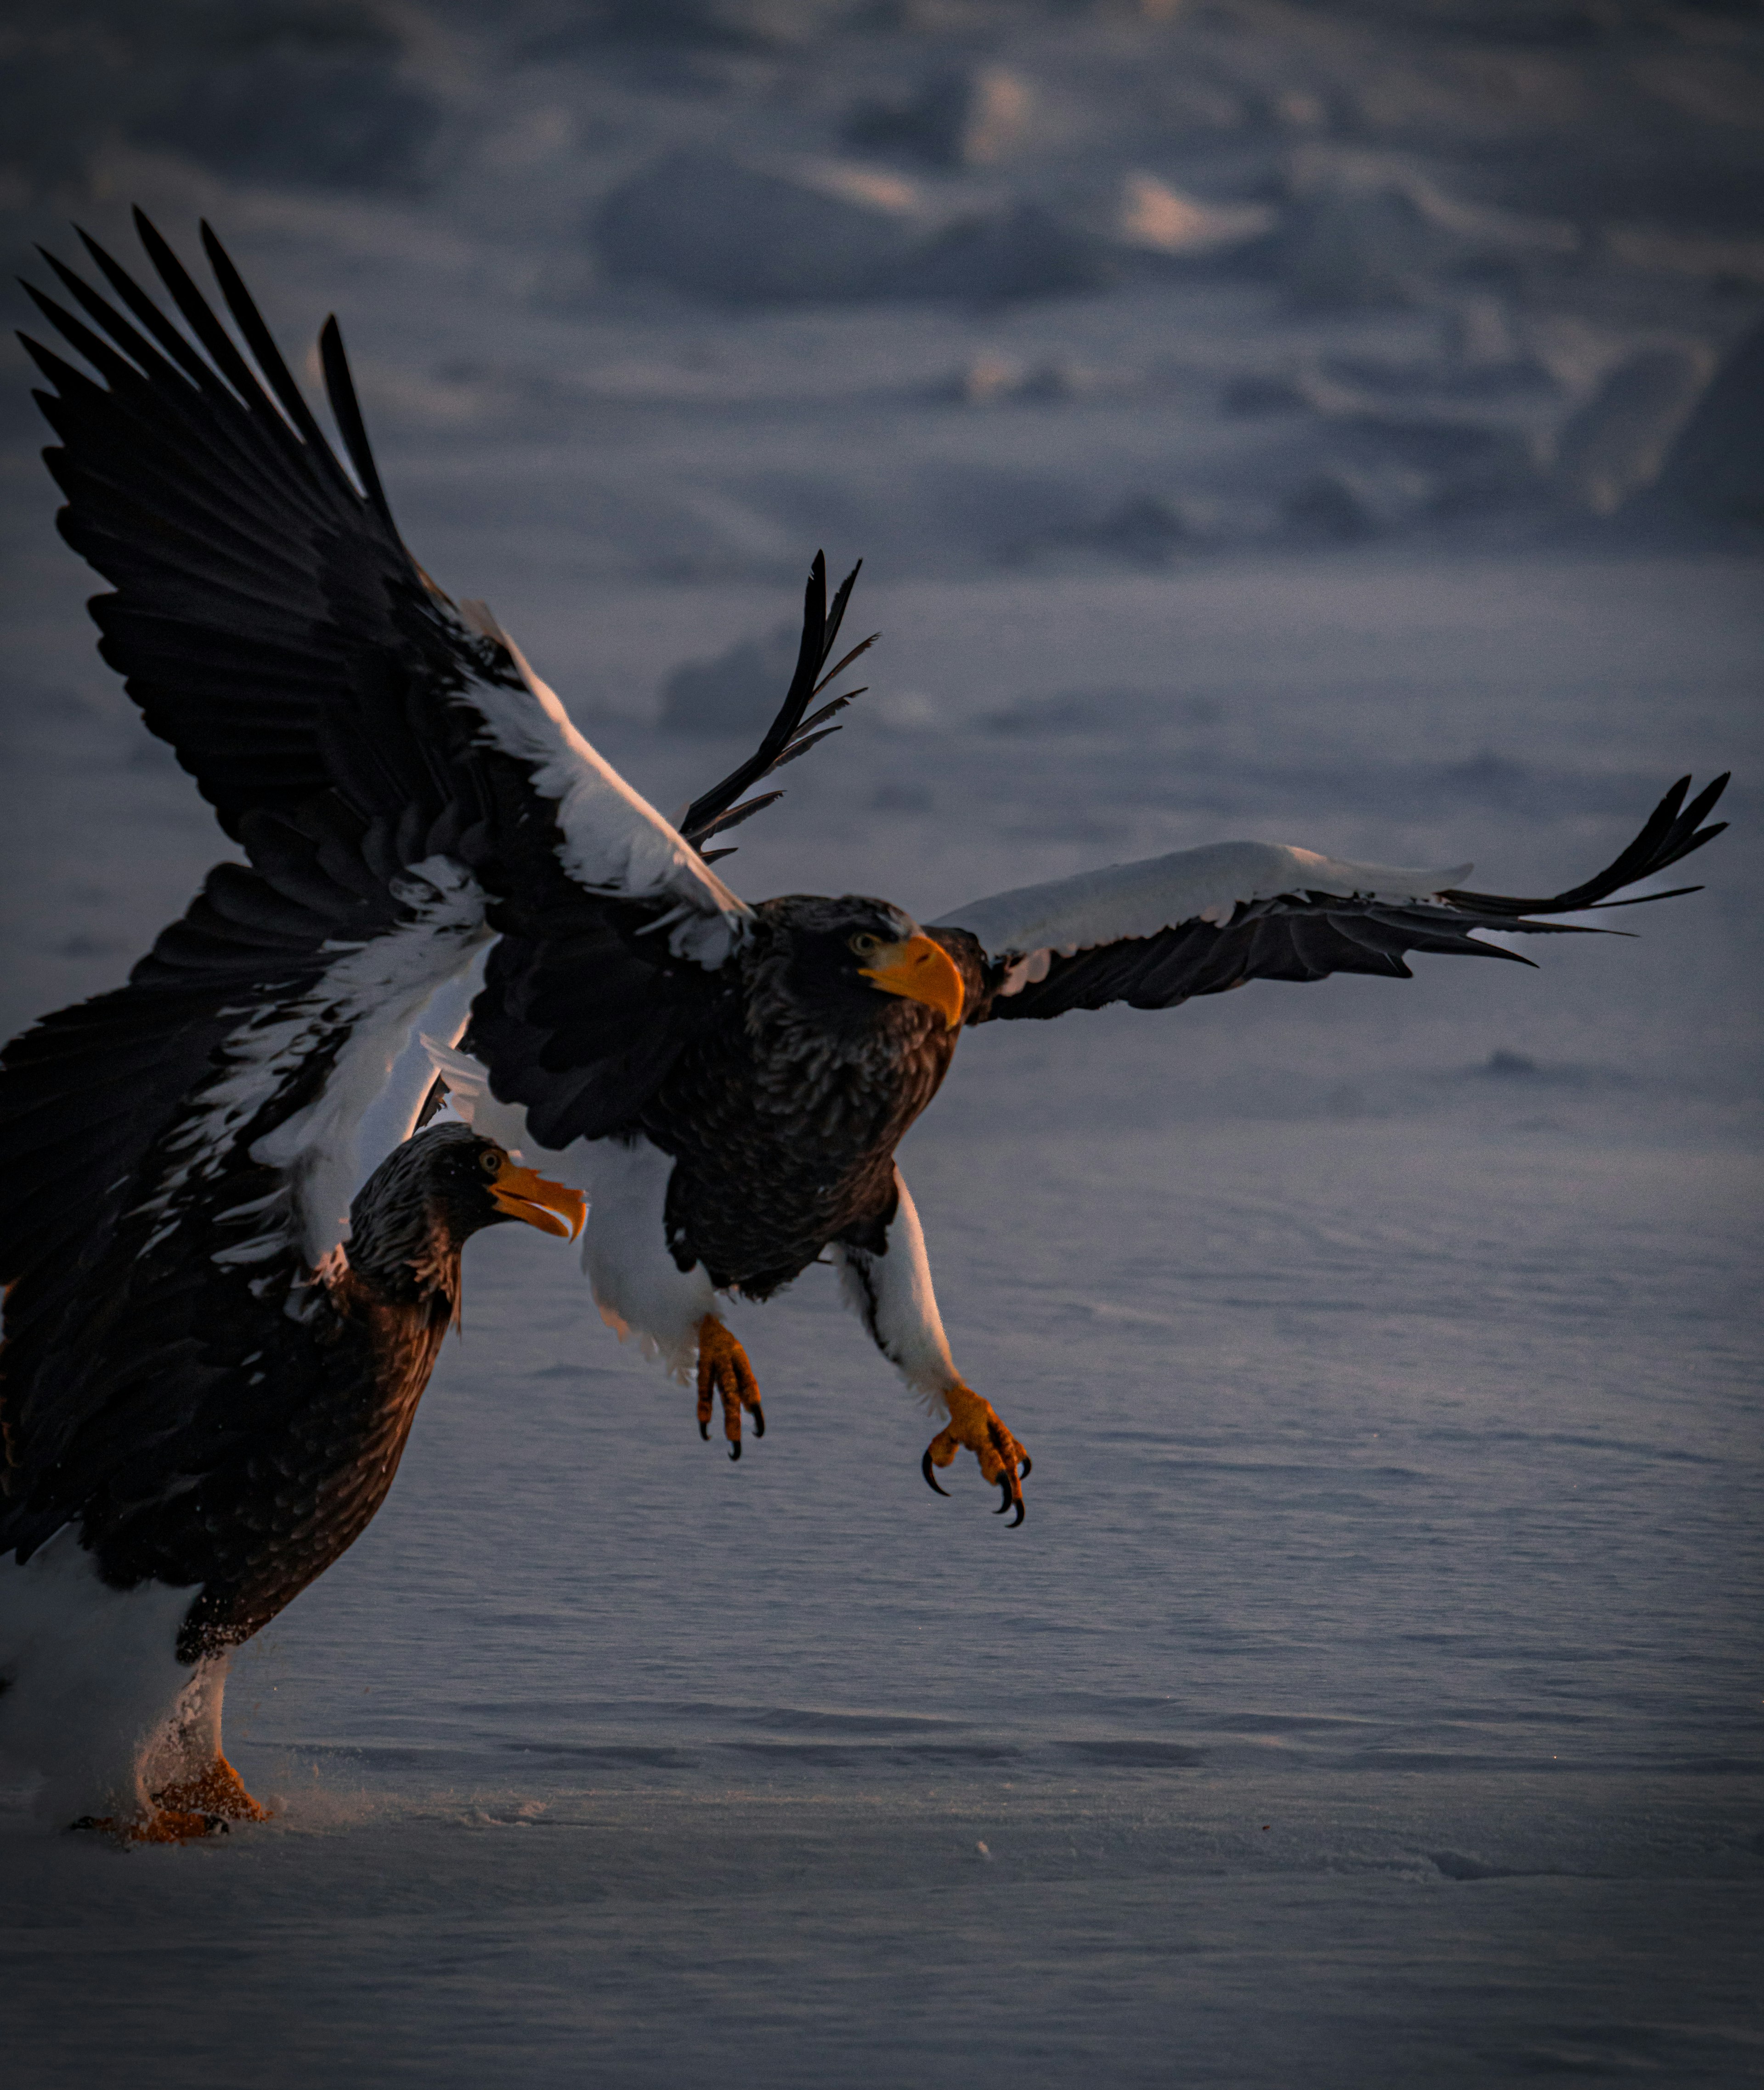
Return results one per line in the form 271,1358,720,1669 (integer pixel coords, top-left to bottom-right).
1,5,1761,2084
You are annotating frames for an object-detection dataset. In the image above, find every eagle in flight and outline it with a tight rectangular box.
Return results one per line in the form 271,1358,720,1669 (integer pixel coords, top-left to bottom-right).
0,217,1727,1833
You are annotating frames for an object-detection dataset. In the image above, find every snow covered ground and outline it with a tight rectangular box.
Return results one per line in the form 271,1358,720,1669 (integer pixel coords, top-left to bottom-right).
2,4,1761,2085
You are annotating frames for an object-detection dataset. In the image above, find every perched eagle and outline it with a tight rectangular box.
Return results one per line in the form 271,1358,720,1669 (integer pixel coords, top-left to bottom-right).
0,219,1728,1831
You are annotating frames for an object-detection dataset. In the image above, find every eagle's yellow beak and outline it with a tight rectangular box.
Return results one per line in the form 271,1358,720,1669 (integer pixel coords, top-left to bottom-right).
859,933,965,1031
490,1160,587,1240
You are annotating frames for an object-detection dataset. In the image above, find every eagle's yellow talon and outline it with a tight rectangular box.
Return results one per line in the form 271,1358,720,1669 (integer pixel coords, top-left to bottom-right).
72,1753,271,1843
922,1384,1030,1524
696,1317,763,1459
154,1754,271,1824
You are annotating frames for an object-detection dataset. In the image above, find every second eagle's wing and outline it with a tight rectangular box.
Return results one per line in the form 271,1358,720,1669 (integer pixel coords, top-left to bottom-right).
932,778,1729,1021
0,806,493,1584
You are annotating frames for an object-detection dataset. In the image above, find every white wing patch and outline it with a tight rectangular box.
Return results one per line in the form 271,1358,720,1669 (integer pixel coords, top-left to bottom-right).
933,839,1473,994
418,1035,537,1155
343,940,492,1210
421,1039,714,1381
139,855,492,1271
456,601,752,969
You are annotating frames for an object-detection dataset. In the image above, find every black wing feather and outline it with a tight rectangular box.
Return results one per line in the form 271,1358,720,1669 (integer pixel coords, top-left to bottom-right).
676,551,875,851
975,778,1728,1023
1438,774,1728,915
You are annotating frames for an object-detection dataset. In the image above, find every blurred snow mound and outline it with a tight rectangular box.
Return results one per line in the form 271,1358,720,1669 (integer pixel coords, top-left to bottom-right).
1652,317,1764,527
1284,151,1578,310
595,150,1119,306
659,622,798,735
1553,345,1715,516
134,51,442,192
1108,174,1277,263
0,0,444,200
596,151,934,303
846,66,1037,169
1009,493,1201,569
531,0,861,51
894,202,1116,303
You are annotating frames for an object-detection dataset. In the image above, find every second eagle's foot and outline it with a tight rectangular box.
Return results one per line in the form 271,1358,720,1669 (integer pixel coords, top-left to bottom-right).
72,1756,271,1845
153,1754,271,1824
922,1383,1031,1525
696,1316,764,1460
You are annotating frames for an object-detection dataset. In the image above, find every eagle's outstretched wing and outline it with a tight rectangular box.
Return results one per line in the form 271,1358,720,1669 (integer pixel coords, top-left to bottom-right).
18,215,784,1162
933,777,1729,1021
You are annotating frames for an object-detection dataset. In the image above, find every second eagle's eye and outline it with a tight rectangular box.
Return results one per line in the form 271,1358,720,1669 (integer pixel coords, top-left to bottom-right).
849,933,879,957
480,1149,503,1176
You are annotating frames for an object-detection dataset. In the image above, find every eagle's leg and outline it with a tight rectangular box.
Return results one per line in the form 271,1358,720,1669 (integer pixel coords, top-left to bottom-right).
923,1384,1032,1526
70,1754,270,1843
696,1316,764,1459
832,1168,1032,1523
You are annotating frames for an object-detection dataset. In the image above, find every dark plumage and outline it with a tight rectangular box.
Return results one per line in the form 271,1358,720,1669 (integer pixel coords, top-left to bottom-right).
172,1128,581,1664
0,1115,580,1631
640,897,984,1297
0,214,1731,1819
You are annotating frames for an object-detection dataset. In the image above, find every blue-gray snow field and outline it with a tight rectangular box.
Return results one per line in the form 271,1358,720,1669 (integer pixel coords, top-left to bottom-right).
1,4,1760,2086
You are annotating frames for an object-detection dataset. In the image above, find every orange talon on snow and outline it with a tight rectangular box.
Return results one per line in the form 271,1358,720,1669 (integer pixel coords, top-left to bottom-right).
696,1317,764,1459
922,1383,1031,1525
71,1756,271,1844
154,1754,271,1824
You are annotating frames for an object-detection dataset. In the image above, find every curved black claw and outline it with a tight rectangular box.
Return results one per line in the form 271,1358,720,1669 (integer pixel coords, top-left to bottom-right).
994,1474,1026,1525
728,1441,741,1461
921,1448,950,1497
699,1420,709,1441
1018,1454,1033,1478
752,1407,765,1439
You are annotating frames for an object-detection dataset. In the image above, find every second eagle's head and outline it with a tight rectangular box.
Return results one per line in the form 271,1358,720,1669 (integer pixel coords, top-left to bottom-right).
755,895,967,1040
344,1124,586,1304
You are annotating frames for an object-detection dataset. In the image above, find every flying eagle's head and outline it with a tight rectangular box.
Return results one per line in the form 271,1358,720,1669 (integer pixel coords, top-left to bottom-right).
344,1124,585,1301
756,895,967,1038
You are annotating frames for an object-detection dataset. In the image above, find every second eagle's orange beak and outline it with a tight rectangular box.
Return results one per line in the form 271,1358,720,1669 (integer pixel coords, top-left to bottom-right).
491,1161,587,1240
859,933,966,1031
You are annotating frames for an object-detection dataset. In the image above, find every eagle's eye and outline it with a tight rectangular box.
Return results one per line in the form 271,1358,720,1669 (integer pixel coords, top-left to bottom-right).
848,932,880,957
479,1149,503,1177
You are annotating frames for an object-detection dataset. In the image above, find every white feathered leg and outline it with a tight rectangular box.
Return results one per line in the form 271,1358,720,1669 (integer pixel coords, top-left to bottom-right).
830,1168,1031,1520
577,1133,716,1379
0,1528,201,1829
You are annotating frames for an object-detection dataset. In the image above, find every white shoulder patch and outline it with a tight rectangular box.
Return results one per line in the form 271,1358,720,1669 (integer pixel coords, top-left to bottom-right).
456,601,752,970
141,855,492,1271
934,839,1474,981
